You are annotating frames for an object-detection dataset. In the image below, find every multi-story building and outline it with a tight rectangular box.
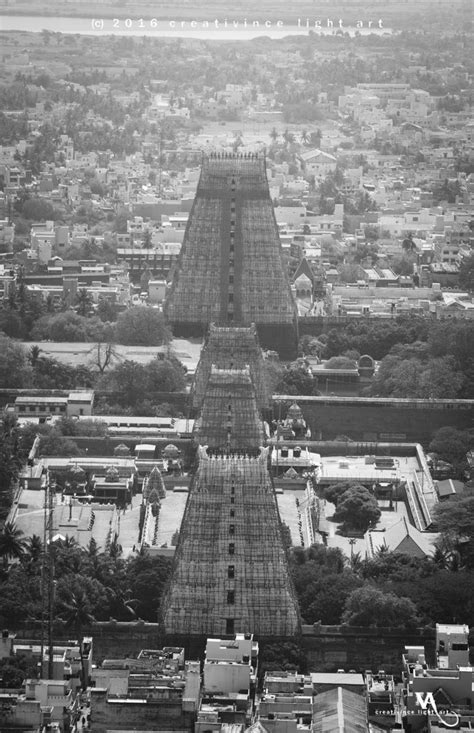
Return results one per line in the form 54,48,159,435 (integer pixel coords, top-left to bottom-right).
11,390,94,423
403,624,474,730
90,646,200,733
195,634,258,733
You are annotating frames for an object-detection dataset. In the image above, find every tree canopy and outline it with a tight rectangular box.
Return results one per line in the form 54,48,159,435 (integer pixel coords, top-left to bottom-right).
0,539,173,629
429,426,473,479
341,586,419,628
115,307,172,346
433,489,474,568
334,485,381,532
459,253,474,292
0,335,32,388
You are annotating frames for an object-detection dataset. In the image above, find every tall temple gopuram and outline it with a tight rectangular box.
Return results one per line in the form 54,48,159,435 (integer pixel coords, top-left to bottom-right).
161,326,300,637
161,154,300,637
164,153,298,359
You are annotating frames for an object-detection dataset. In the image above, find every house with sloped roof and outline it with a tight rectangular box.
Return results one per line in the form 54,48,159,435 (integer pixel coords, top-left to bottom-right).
299,149,337,179
435,478,465,500
312,687,372,733
292,257,314,284
365,516,437,559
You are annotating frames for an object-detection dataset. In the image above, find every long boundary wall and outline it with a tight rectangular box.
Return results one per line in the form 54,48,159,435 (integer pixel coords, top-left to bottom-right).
272,396,474,444
10,623,440,676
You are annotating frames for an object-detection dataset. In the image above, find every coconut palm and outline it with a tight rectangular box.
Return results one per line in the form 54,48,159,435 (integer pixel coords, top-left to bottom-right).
28,345,42,368
25,534,43,564
270,127,279,144
283,128,295,147
431,538,462,571
232,134,244,153
0,521,28,569
142,230,152,248
51,537,86,576
75,288,93,317
108,535,122,561
107,586,139,620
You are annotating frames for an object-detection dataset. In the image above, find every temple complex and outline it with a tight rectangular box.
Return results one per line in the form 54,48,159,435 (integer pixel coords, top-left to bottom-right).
161,153,300,638
161,353,300,635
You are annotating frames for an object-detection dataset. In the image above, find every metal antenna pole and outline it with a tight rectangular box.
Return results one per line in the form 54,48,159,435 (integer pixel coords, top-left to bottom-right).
157,128,163,197
46,473,55,679
40,469,48,678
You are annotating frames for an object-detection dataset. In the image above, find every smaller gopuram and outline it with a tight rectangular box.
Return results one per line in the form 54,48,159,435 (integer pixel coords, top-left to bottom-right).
192,323,270,411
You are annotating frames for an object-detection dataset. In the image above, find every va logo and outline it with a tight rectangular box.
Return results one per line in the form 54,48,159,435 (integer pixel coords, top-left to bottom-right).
415,692,460,728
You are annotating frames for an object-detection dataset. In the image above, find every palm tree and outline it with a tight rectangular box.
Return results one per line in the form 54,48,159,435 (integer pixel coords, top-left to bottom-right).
0,521,28,569
28,345,42,368
52,537,86,576
310,129,322,148
107,586,139,620
301,129,309,145
350,550,364,575
283,128,291,147
142,230,152,248
25,534,43,564
75,288,93,317
232,134,243,153
431,539,461,571
108,535,122,561
270,127,279,144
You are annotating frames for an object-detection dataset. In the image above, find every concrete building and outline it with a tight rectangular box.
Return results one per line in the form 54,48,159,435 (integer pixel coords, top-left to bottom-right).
195,635,258,733
403,624,474,729
11,390,94,423
0,634,92,731
89,646,200,732
204,635,258,694
257,669,368,733
299,149,338,179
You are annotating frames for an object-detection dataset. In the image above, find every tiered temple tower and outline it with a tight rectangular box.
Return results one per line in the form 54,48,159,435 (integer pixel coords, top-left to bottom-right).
164,153,298,359
161,325,300,637
192,323,270,411
161,155,300,637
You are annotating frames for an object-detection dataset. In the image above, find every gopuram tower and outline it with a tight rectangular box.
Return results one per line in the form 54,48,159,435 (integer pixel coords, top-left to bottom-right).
161,154,300,637
164,153,298,359
161,326,300,637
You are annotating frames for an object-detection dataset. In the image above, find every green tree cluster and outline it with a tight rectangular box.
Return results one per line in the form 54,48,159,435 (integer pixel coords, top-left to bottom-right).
459,253,474,292
371,352,463,399
341,586,419,628
325,482,381,532
289,544,474,628
0,417,23,519
275,362,319,396
31,312,113,342
433,487,474,569
114,307,172,346
314,318,474,398
0,530,173,630
97,353,186,411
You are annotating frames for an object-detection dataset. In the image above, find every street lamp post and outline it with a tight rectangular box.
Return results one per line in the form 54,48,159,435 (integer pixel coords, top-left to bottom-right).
348,537,356,567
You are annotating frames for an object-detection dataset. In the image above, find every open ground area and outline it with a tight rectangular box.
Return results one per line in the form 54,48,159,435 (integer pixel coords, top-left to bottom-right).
25,337,203,372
